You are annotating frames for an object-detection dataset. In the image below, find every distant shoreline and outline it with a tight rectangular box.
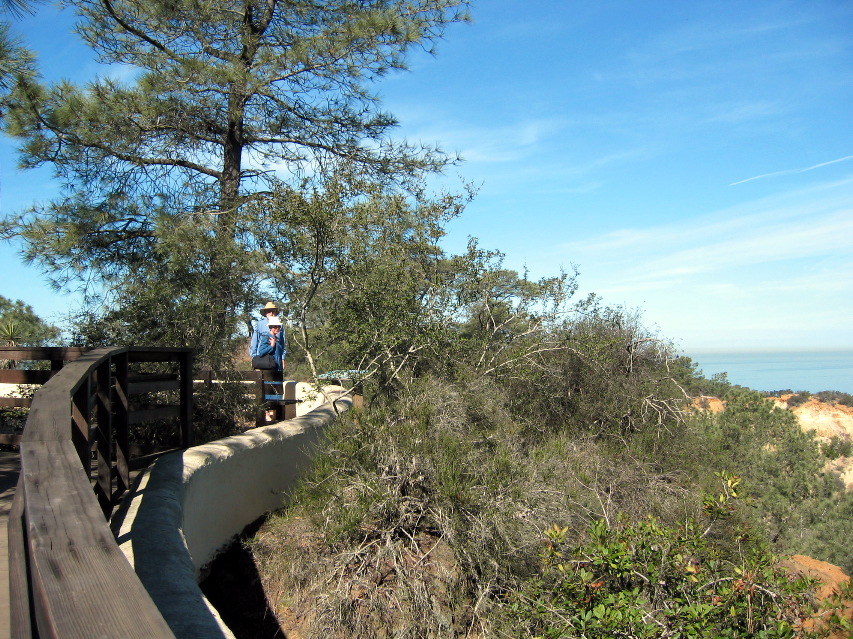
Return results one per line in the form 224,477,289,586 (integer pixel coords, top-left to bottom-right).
686,348,853,355
686,350,853,395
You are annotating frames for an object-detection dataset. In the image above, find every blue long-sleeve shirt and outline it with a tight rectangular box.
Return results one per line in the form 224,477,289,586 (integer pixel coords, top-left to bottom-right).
249,317,270,357
256,329,286,371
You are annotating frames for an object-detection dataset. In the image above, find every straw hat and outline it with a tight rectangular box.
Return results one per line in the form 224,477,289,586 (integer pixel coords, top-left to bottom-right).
259,301,279,314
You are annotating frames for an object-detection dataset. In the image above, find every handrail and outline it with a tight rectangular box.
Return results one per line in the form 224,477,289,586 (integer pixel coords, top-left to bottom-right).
0,348,90,436
7,346,193,638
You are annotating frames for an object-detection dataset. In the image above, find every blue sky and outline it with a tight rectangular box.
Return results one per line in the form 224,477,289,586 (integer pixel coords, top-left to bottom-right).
1,0,852,355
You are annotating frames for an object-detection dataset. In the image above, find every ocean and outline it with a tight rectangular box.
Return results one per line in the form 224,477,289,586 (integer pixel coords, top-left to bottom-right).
686,350,853,395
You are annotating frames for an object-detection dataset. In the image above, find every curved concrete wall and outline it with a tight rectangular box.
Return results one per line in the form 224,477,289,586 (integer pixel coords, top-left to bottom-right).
111,387,352,639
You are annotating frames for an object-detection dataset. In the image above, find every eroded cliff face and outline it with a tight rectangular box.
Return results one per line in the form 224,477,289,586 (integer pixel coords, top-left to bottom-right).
780,555,852,638
781,396,853,440
774,396,853,490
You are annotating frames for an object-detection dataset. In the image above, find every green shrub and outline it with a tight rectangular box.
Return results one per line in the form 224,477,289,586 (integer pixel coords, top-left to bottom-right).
509,510,811,638
0,406,28,443
822,436,853,460
785,392,811,408
247,301,853,636
815,391,853,407
672,390,853,575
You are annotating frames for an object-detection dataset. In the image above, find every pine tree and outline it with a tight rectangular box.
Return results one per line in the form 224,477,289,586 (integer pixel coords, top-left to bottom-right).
1,0,468,365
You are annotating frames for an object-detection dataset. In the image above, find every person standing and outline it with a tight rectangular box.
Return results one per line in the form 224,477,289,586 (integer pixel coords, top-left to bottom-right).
254,316,286,372
249,301,280,359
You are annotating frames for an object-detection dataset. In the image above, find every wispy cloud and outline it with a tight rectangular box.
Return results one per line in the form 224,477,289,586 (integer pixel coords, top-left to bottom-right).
564,177,853,256
730,155,853,186
397,115,571,165
550,177,853,319
706,101,779,124
575,207,852,290
633,210,853,283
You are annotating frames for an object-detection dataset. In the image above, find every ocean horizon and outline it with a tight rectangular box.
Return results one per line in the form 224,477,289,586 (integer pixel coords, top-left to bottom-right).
685,349,853,395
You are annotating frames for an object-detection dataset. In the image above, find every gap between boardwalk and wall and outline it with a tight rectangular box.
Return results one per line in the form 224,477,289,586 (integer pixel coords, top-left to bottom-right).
110,389,353,639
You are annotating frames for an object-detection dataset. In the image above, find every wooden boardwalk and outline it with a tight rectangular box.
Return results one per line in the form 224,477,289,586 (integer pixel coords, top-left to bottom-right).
0,450,19,639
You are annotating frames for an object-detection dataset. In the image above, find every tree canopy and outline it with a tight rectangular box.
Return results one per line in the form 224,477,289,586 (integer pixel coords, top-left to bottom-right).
0,295,59,346
1,0,469,365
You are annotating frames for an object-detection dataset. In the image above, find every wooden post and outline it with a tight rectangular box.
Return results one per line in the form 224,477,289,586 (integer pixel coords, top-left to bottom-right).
254,370,265,427
180,350,194,447
95,358,114,517
7,485,33,639
352,380,364,409
113,351,130,500
283,381,297,420
72,377,92,477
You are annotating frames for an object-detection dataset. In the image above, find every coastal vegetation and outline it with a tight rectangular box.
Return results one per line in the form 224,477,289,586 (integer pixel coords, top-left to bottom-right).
784,391,853,409
0,0,470,370
246,317,853,637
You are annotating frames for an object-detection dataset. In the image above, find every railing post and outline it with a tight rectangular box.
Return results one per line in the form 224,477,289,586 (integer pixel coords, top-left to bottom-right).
180,350,194,448
72,375,92,476
8,484,33,638
255,371,265,427
283,380,297,420
353,379,364,410
94,357,114,517
10,346,191,638
113,351,130,500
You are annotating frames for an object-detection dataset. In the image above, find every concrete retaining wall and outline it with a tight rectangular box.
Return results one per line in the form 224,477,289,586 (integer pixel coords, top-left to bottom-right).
111,388,352,639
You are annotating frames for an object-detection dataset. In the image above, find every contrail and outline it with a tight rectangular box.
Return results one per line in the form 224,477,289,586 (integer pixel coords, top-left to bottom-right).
730,154,853,186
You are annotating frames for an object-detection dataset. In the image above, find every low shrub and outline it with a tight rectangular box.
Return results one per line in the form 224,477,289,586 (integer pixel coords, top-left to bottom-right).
815,391,853,407
508,514,812,639
785,392,811,408
822,436,853,460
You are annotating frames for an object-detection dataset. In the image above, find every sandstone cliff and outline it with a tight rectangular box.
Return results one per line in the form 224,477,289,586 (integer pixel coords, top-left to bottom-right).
774,395,853,490
780,555,852,638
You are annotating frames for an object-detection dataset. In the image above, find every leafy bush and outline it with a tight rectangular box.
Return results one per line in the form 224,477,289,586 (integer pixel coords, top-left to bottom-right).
807,578,853,637
251,355,702,634
671,356,735,399
510,513,811,638
815,391,853,407
248,353,853,638
822,436,853,460
245,243,851,636
785,392,811,408
0,406,28,442
191,378,257,442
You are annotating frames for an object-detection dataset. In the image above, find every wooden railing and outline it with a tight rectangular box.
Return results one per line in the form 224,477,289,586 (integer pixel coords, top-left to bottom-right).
0,347,89,446
5,346,193,638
